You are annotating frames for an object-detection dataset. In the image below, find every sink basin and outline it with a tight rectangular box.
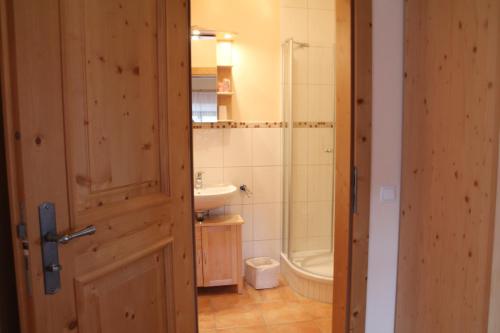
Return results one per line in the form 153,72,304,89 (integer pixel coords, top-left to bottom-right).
194,184,238,212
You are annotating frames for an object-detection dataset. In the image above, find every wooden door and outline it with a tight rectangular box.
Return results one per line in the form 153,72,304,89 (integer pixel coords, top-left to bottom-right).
201,226,238,287
333,1,373,332
333,0,353,332
396,0,500,332
0,0,196,332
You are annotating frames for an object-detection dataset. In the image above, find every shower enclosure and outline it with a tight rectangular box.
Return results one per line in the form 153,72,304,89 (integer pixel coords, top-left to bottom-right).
281,38,335,292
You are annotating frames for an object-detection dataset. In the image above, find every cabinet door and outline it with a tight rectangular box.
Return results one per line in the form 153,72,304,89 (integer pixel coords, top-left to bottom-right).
202,225,238,286
195,226,203,286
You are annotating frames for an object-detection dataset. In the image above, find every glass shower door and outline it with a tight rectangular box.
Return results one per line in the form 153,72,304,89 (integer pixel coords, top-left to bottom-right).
282,38,335,278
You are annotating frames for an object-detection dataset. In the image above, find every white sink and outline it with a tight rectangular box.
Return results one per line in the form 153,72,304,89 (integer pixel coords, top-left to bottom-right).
194,184,238,212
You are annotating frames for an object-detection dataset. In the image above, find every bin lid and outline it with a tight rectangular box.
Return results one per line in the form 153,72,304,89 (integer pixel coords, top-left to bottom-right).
245,257,279,269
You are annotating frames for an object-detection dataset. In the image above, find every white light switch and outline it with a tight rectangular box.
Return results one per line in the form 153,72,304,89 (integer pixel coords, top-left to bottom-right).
380,186,397,202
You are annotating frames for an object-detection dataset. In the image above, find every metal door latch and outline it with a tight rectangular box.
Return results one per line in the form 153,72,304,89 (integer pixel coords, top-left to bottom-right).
45,225,96,244
38,202,96,294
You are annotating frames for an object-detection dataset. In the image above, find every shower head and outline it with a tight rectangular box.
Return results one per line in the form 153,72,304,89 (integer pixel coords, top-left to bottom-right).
282,38,310,48
293,41,310,48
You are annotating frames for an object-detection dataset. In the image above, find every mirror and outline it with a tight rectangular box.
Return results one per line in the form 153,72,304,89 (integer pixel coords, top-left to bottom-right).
191,29,235,123
192,75,217,122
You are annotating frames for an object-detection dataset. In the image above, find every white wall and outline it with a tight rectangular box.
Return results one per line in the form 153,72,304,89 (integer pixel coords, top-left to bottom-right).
365,1,404,332
280,0,336,123
191,0,281,121
488,133,500,333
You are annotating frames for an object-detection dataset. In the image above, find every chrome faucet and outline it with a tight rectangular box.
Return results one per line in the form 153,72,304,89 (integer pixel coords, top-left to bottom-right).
194,171,204,189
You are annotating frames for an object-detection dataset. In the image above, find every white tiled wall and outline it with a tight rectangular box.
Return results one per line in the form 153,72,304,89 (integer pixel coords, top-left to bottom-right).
281,0,335,123
193,128,283,266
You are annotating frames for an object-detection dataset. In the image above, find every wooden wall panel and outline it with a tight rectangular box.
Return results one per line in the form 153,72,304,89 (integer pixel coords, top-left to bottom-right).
396,0,500,332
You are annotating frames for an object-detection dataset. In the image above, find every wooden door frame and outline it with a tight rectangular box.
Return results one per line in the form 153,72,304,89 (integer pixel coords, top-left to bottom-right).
333,1,372,333
0,1,30,331
0,0,372,331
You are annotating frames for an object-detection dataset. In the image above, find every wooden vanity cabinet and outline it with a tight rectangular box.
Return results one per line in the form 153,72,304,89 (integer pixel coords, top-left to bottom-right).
195,226,204,287
195,215,243,293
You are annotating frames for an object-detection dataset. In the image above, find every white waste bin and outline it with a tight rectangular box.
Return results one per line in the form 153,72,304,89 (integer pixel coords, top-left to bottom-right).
245,257,280,289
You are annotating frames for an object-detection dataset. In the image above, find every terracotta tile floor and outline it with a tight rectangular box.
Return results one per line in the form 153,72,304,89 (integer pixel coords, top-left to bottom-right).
197,280,332,333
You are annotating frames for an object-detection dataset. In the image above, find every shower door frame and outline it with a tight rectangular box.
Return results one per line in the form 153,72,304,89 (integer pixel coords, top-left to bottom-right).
332,1,372,333
281,38,335,274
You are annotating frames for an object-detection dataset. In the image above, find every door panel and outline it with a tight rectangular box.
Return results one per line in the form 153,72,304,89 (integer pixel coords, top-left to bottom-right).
1,0,196,332
84,0,161,194
75,240,174,333
62,0,167,214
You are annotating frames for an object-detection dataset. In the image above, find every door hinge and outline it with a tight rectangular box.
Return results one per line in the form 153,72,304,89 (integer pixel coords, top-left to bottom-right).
17,202,27,240
352,166,358,214
16,223,27,240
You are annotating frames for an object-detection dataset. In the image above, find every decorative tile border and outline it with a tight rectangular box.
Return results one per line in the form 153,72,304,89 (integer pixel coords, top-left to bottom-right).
192,121,284,129
229,121,285,128
192,122,230,129
192,121,334,129
293,121,334,128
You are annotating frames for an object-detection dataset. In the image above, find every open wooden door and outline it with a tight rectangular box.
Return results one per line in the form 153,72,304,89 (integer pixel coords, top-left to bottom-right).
333,0,372,332
0,0,196,332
